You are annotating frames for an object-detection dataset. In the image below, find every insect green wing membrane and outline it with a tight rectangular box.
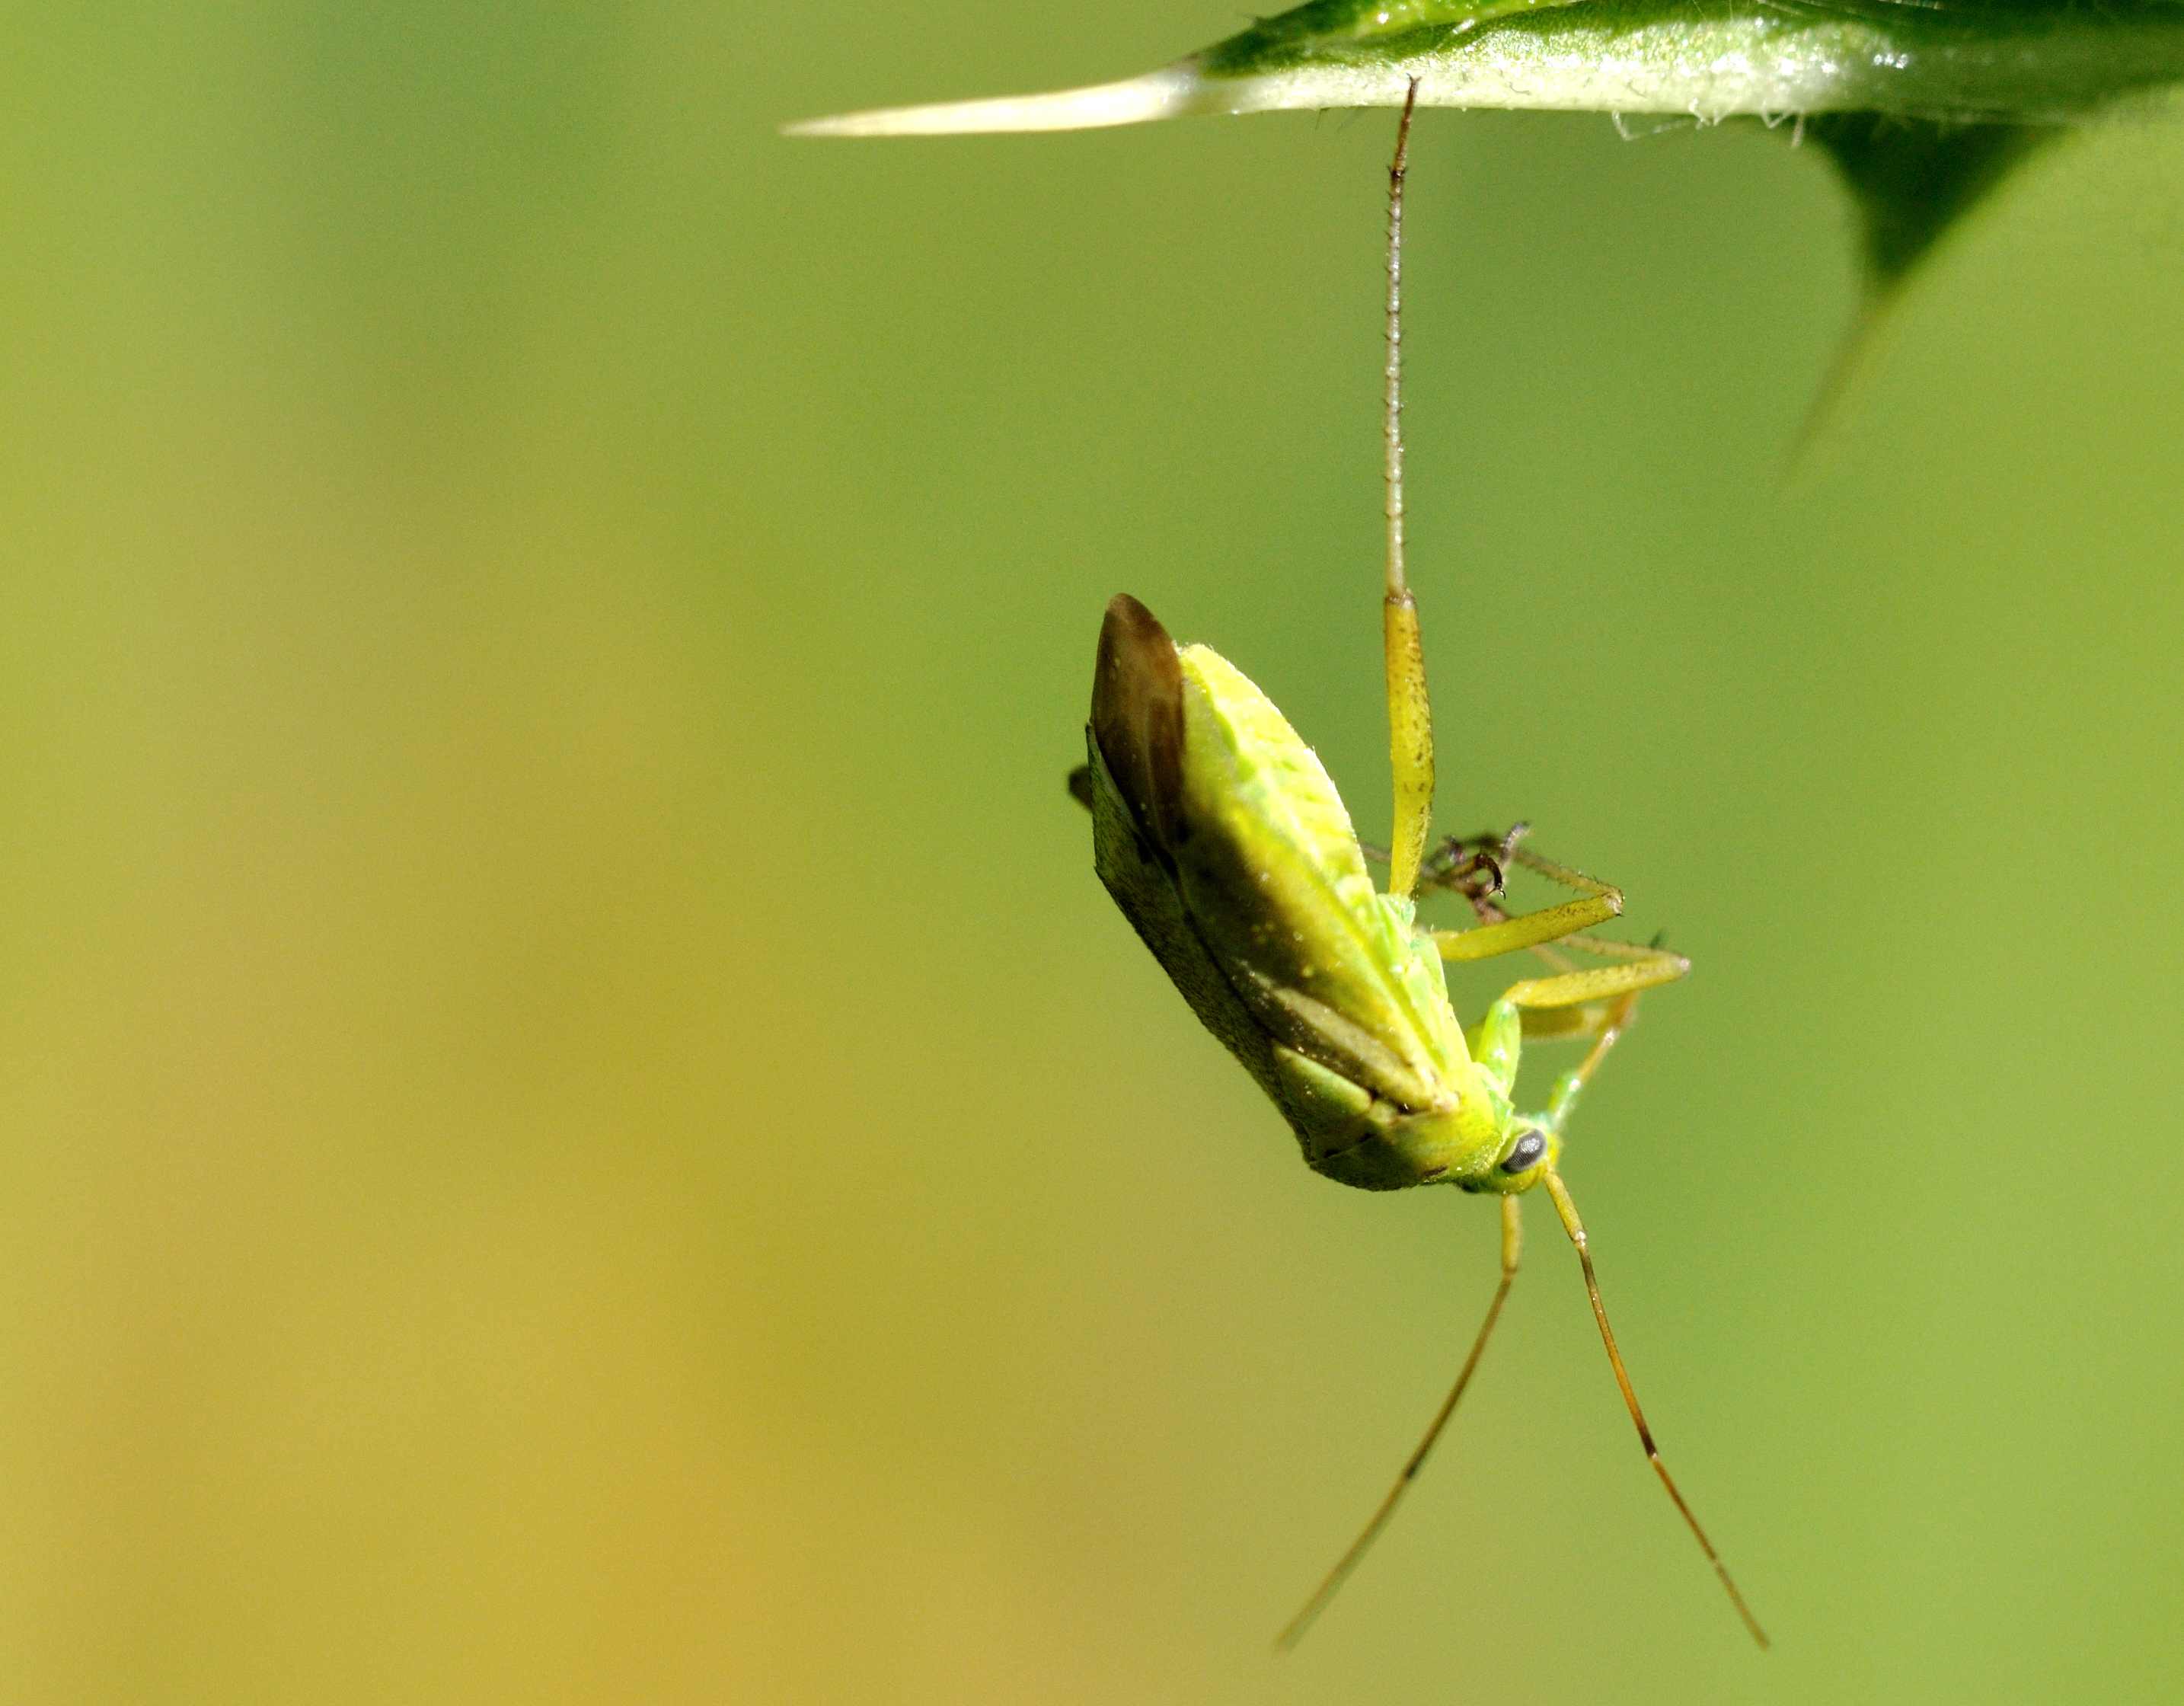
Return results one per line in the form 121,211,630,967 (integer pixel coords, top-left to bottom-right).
1173,644,1464,1108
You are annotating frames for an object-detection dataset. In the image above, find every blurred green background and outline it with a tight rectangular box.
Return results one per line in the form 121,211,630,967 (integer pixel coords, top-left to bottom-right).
2,6,2180,1702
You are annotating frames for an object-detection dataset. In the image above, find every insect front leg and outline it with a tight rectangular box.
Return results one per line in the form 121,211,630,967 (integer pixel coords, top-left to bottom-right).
1496,940,1691,1018
1427,840,1627,966
1461,981,1659,1109
1466,995,1525,1095
1428,836,1690,1025
1535,991,1641,1132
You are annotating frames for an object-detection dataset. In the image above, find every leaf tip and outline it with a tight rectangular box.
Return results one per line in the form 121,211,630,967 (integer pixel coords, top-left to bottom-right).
782,65,1203,138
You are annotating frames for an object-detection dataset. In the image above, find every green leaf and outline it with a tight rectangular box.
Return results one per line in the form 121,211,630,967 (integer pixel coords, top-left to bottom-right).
787,0,2184,315
1786,113,2062,442
789,0,2184,136
1802,113,2055,289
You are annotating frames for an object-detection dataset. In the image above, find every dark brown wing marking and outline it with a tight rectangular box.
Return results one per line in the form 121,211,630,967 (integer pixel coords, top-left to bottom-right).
1090,593,1187,861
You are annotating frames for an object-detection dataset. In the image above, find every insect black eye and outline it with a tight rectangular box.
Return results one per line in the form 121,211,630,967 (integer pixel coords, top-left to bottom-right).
1501,1130,1547,1174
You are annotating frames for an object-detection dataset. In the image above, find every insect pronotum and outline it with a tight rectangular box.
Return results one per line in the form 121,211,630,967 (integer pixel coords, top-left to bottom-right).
1069,84,1767,1650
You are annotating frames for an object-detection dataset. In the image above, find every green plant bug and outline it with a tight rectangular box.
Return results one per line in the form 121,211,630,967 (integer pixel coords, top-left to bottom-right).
1069,86,1767,1651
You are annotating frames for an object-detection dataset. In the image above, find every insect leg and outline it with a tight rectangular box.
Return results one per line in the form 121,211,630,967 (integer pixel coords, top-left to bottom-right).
1275,1191,1522,1652
1514,929,1691,1039
1430,892,1625,964
1428,845,1629,965
1536,988,1641,1120
1381,79,1435,904
1498,947,1690,1014
1422,837,1689,1030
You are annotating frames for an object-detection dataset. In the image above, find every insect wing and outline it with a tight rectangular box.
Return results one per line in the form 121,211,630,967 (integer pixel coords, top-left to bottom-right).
1086,606,1295,1110
1090,595,1188,862
1168,644,1463,1110
1086,599,1464,1117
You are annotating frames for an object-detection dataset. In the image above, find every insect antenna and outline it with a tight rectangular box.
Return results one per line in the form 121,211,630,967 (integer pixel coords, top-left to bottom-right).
1540,1165,1772,1648
1276,1195,1523,1652
1380,76,1434,903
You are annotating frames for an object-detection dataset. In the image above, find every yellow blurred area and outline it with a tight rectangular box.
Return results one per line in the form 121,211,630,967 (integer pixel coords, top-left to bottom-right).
2,6,2182,1703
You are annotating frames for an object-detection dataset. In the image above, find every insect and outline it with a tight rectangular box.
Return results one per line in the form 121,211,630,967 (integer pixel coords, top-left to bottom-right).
1069,85,1767,1650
